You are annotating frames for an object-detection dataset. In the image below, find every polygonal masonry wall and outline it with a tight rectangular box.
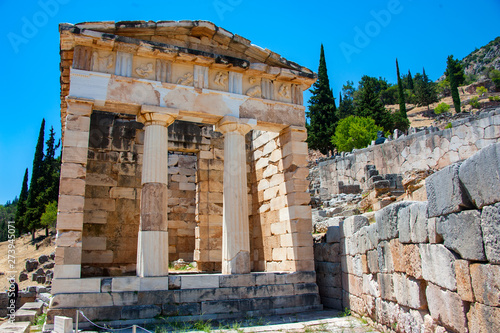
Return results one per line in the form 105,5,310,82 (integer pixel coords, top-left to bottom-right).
51,20,319,324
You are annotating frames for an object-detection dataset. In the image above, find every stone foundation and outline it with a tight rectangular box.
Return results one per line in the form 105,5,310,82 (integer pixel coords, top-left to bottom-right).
47,271,321,328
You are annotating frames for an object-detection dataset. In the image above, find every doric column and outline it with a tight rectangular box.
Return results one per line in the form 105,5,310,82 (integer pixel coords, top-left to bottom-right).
136,106,176,277
215,116,256,274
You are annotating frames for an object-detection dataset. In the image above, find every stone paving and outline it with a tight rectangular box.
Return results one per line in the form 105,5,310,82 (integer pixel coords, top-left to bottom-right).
77,310,378,333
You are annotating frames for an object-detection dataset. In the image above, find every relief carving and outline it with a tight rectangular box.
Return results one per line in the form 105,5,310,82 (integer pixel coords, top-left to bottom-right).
214,71,228,86
177,72,194,86
246,86,261,97
91,51,114,72
278,84,291,98
135,63,154,78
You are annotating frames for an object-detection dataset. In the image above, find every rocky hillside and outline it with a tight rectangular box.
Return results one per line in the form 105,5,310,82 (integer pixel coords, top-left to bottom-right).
462,36,500,79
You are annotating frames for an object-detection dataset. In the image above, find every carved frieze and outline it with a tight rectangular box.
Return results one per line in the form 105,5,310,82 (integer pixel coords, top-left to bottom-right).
135,63,154,78
278,84,291,99
214,71,228,87
177,72,194,86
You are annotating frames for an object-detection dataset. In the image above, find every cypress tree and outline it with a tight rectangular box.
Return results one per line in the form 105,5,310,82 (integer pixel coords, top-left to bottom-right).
446,55,465,113
25,119,45,238
407,69,414,90
396,59,407,118
41,127,61,236
306,44,337,155
414,68,439,112
14,168,29,235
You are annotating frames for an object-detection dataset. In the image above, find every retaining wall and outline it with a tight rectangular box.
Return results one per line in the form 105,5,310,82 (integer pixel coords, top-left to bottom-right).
318,108,500,197
315,142,500,332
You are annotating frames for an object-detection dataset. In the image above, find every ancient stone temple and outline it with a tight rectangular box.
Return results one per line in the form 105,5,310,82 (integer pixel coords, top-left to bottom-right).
47,20,321,327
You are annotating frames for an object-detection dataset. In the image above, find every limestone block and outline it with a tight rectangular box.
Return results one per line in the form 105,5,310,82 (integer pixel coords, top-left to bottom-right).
437,210,485,261
269,149,282,163
398,201,428,244
367,250,379,273
467,302,500,333
390,239,404,273
427,217,443,244
56,213,84,231
59,178,86,196
82,237,106,251
56,231,82,247
366,223,379,249
282,141,308,158
255,157,269,170
58,195,85,214
181,274,219,289
362,273,380,298
375,201,414,241
121,305,161,320
426,283,468,333
455,260,474,302
420,244,457,291
396,308,425,333
60,163,86,179
326,226,340,244
357,226,375,254
61,146,88,164
470,263,500,307
393,273,427,310
402,244,422,279
459,142,500,208
54,316,73,333
282,154,308,170
426,163,473,217
263,164,277,179
341,215,369,238
55,247,82,265
269,173,285,188
481,202,500,264
377,241,394,273
279,206,311,222
112,277,140,292
377,273,396,302
51,278,101,294
343,273,363,298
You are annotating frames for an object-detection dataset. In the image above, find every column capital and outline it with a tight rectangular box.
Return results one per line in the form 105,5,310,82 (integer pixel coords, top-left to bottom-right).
138,105,179,127
216,116,257,136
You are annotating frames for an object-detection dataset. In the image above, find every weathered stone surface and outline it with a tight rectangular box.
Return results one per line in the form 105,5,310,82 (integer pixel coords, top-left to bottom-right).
378,273,395,302
326,226,340,244
377,241,394,273
436,210,486,261
459,142,500,208
426,283,467,333
393,273,427,310
455,260,474,303
427,217,443,244
467,302,500,333
398,201,428,243
367,249,379,273
362,273,380,298
426,163,472,217
375,298,399,327
481,202,500,264
341,215,369,238
375,201,414,241
402,244,422,279
470,263,500,307
396,308,425,333
420,244,457,291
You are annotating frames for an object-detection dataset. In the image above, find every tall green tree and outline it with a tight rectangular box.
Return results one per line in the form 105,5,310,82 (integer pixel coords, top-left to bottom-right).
445,55,465,113
355,75,393,132
42,127,61,205
414,68,439,112
396,59,407,118
337,80,356,120
306,44,337,155
14,168,29,235
25,119,45,237
406,69,414,90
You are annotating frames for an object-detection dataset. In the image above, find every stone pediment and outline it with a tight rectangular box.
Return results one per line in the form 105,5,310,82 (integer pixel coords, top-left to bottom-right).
61,20,315,76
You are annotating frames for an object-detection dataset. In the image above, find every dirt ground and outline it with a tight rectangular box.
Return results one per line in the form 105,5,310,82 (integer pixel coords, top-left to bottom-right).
0,229,55,291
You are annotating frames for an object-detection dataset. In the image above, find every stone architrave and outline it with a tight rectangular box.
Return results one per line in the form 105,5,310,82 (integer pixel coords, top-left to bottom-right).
136,106,177,277
216,116,256,274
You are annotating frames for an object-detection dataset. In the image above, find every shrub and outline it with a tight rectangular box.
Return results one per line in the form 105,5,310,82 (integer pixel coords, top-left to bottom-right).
331,116,383,152
445,123,453,129
476,86,488,96
434,102,451,114
470,96,481,109
488,96,500,101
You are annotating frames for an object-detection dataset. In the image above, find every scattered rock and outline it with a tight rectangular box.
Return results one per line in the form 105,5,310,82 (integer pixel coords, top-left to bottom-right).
43,262,55,269
25,259,38,273
38,255,49,264
19,272,28,282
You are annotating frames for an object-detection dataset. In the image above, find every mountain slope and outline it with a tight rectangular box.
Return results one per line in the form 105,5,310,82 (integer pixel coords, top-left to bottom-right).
462,36,500,79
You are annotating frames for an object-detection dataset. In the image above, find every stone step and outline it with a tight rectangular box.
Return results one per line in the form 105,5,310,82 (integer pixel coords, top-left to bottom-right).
13,309,37,323
19,301,44,316
0,321,31,333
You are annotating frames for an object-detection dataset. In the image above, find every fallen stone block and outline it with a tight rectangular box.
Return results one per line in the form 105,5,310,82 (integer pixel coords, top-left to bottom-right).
436,210,486,261
459,142,500,208
420,244,457,291
481,202,500,264
470,263,500,307
426,283,468,333
0,321,30,333
426,163,472,217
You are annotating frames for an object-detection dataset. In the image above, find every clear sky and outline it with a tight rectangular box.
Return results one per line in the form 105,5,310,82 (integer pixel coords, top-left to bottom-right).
0,0,499,204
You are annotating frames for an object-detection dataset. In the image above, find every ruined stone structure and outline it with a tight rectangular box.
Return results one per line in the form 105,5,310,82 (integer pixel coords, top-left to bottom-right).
315,143,500,332
48,20,321,327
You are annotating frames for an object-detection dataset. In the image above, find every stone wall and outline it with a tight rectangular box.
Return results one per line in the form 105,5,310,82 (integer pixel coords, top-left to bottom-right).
81,112,225,276
47,271,321,327
315,142,500,332
318,108,500,198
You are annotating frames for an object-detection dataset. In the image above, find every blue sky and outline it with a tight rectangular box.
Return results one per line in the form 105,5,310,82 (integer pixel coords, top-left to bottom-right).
1,0,499,204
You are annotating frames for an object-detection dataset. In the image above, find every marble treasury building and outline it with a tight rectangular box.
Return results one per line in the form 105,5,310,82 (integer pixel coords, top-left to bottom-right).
48,21,321,325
